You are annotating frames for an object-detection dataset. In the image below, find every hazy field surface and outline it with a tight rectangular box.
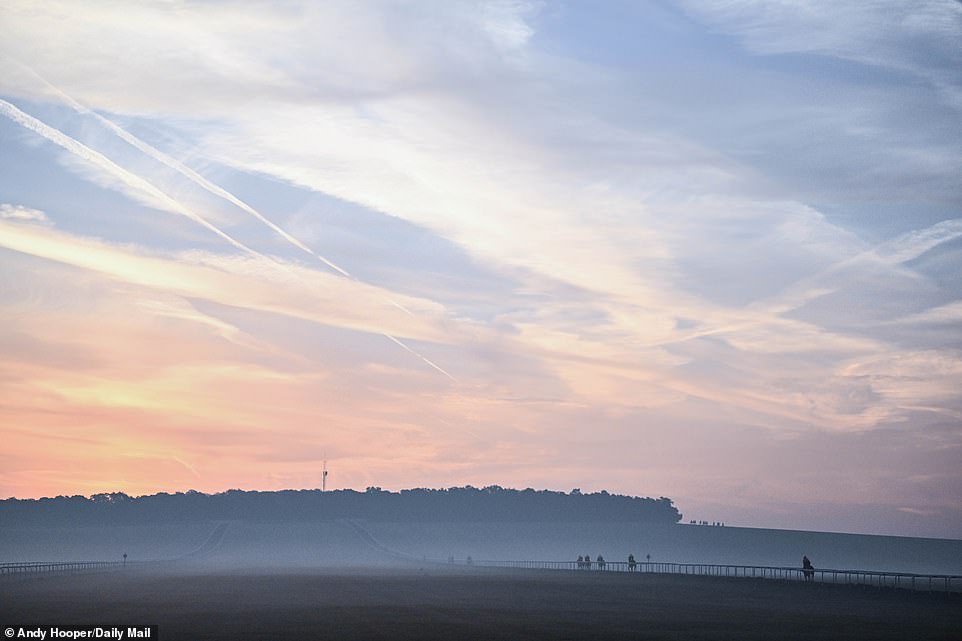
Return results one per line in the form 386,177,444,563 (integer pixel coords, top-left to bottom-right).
0,521,382,567
1,565,959,641
204,521,389,566
4,521,962,575
0,523,219,562
360,521,962,574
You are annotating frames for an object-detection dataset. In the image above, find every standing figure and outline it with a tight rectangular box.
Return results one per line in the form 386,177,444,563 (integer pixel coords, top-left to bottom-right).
628,554,637,572
802,556,815,582
597,554,606,571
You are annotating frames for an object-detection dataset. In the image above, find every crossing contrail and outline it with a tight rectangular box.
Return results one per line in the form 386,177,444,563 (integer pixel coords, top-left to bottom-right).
15,66,431,322
13,63,354,278
0,98,263,258
0,97,455,380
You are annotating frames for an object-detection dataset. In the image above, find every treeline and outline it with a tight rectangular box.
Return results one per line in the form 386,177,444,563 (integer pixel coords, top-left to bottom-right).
0,486,682,526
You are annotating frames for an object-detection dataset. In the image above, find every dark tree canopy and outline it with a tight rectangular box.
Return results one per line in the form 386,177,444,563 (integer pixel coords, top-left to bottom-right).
0,486,682,526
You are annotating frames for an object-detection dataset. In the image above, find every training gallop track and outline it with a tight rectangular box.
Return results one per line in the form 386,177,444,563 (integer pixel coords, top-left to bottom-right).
0,521,232,577
344,520,962,593
463,558,962,593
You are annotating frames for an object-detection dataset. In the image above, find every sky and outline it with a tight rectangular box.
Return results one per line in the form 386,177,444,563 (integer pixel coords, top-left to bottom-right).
1,0,960,539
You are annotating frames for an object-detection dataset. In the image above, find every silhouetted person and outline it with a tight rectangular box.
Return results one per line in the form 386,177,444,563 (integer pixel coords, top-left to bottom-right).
597,555,605,570
122,553,127,566
577,555,584,569
585,553,592,569
628,554,636,572
802,556,814,582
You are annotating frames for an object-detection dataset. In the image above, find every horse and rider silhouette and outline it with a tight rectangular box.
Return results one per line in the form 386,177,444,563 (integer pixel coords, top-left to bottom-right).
574,554,610,570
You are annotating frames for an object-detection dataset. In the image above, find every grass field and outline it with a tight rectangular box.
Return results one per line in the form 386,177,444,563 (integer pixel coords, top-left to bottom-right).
4,521,962,575
2,564,959,640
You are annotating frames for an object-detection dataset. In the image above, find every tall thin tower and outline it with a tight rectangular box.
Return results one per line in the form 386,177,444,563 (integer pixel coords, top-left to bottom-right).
322,460,328,492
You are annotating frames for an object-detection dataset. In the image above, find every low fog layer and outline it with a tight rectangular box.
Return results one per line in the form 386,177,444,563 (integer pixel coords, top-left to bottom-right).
2,488,960,574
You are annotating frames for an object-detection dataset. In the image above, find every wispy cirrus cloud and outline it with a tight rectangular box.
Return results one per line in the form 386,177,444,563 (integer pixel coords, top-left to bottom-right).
0,98,262,255
0,94,456,378
680,0,962,108
0,203,47,222
0,219,452,345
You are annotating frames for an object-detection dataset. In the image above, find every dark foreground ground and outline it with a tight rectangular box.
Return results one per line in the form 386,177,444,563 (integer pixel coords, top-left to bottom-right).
2,565,960,641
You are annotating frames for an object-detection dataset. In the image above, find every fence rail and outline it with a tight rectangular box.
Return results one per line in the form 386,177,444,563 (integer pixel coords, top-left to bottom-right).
461,559,962,593
0,561,128,576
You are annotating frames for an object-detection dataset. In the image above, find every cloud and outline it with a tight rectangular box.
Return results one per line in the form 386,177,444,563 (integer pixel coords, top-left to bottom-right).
0,203,47,222
0,98,262,255
0,95,457,379
873,218,962,265
0,1,539,113
16,63,352,277
2,7,956,431
680,0,962,109
0,220,453,346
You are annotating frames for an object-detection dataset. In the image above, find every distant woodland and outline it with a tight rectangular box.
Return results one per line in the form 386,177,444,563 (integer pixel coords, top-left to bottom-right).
1,486,682,525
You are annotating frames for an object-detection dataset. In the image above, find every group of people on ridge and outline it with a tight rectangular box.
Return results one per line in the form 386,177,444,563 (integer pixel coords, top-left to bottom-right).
573,553,816,580
576,554,648,570
577,554,605,569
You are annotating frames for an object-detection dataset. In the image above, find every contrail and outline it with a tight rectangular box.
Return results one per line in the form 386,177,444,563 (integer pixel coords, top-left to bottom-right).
17,63,352,276
636,214,962,352
382,333,456,380
172,456,202,479
19,66,426,321
0,97,454,380
871,218,962,265
0,98,262,258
